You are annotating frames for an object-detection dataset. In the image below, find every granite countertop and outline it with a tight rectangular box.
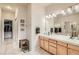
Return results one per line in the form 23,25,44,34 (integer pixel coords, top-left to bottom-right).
38,34,79,46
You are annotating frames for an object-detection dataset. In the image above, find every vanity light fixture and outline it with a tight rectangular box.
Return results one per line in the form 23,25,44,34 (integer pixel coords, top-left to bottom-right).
46,15,49,18
52,13,56,17
5,6,12,10
49,14,52,18
67,8,72,14
46,14,53,19
61,10,66,15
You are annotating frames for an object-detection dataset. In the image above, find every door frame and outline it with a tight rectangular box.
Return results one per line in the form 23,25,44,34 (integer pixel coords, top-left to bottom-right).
1,19,15,44
4,20,13,39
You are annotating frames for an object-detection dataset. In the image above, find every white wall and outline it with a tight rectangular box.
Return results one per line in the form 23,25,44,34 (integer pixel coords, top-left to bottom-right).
16,8,27,40
26,4,31,50
31,4,45,51
0,8,2,46
13,7,28,48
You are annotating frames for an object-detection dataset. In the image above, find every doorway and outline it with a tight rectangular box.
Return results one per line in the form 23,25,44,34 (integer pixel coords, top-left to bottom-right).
4,20,13,39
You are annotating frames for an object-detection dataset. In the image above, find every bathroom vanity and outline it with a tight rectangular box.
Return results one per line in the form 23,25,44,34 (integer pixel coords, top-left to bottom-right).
40,4,79,55
39,34,79,55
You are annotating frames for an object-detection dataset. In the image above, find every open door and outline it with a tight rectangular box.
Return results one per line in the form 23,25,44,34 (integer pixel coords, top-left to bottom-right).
4,20,13,39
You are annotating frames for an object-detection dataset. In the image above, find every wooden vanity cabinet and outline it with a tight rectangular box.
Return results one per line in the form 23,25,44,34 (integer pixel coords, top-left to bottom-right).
48,39,57,55
68,44,79,55
39,36,44,49
57,41,67,55
44,38,49,51
39,36,57,54
39,36,49,51
39,36,79,55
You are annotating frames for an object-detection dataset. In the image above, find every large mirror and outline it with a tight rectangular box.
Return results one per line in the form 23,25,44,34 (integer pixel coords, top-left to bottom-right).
53,13,79,36
45,4,79,37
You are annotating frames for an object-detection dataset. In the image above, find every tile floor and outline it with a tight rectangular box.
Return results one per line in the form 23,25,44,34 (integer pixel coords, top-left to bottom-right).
0,39,49,55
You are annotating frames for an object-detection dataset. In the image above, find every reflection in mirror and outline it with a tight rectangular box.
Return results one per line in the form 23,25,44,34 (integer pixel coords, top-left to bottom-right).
45,13,79,37
45,17,54,35
53,13,79,36
45,4,79,37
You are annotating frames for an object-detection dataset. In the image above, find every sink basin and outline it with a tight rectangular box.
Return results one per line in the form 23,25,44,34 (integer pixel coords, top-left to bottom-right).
69,37,79,40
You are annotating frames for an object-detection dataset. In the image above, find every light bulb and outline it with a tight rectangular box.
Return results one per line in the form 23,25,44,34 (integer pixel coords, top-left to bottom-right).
52,13,56,17
67,8,72,14
5,6,12,10
61,10,66,15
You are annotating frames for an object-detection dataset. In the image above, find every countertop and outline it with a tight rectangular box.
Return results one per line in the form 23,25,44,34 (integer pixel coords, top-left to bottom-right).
38,34,79,46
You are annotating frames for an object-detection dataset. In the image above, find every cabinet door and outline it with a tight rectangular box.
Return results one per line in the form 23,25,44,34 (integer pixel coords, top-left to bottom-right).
57,45,67,55
44,40,48,51
68,44,79,51
68,49,79,55
49,46,56,55
40,39,44,48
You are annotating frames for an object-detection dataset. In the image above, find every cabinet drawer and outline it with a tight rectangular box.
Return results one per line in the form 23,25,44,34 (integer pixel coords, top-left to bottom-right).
68,49,79,55
49,39,56,44
49,42,56,47
49,46,56,55
57,41,67,47
68,44,79,51
57,45,67,55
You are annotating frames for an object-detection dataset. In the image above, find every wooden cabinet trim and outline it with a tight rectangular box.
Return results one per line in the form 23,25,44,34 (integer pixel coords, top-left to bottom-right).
57,43,67,48
49,42,56,48
49,39,57,44
49,45,56,48
57,41,67,47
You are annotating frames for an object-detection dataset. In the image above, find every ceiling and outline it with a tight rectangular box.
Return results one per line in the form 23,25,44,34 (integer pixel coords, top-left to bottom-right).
0,3,51,12
45,3,78,14
0,3,77,13
46,3,77,10
0,3,29,12
34,3,51,7
0,3,28,7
